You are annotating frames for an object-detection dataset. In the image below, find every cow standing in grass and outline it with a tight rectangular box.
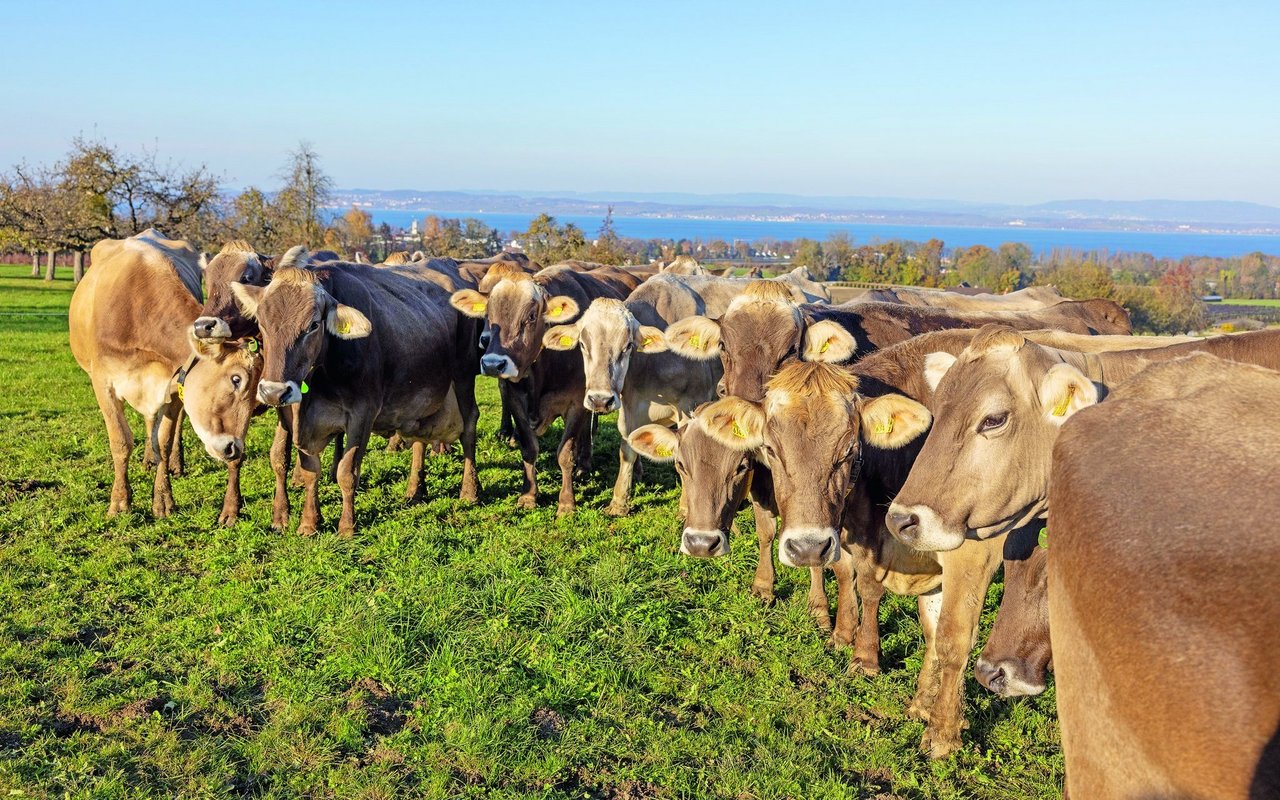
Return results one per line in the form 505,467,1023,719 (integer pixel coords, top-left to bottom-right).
449,263,641,514
69,229,206,517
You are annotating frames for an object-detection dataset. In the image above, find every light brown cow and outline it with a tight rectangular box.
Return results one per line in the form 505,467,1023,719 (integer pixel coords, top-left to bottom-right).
886,325,1280,552
68,229,204,516
1048,354,1280,799
863,285,1064,311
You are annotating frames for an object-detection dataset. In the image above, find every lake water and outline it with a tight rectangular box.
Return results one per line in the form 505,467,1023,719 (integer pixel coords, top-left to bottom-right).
353,209,1280,260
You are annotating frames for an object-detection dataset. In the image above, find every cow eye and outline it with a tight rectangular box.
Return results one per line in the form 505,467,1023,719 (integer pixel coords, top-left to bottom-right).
307,319,321,333
231,374,242,388
979,412,1009,433
735,459,750,474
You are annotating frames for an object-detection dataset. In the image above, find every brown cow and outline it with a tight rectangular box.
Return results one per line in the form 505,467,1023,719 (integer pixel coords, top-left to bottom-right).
226,252,477,535
68,229,204,516
863,285,1064,311
449,263,642,513
1048,354,1280,798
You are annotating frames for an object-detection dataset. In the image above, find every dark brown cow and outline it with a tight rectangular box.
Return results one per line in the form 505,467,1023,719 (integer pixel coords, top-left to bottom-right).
227,253,478,536
1048,354,1280,798
449,263,641,513
68,229,205,516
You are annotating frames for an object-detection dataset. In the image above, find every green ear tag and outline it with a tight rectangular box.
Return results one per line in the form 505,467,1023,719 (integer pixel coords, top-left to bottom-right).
1038,527,1049,549
246,338,260,353
300,381,309,394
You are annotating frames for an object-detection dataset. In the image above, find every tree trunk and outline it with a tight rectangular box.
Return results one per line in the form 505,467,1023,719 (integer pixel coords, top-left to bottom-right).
44,249,57,281
31,252,39,277
73,250,85,283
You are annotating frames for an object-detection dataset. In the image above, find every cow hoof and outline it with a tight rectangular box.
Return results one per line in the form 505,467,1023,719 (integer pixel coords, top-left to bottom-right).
556,502,575,517
907,700,932,722
218,510,239,526
920,728,962,760
749,583,774,604
107,498,129,517
810,608,833,632
152,497,175,518
605,502,630,517
337,527,355,540
404,490,424,505
504,436,519,449
848,657,881,677
458,486,479,504
296,524,316,537
517,495,537,510
827,632,853,649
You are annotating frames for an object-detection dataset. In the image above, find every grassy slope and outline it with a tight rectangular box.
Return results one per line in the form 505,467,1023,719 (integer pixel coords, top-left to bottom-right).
1217,298,1280,307
0,264,1060,799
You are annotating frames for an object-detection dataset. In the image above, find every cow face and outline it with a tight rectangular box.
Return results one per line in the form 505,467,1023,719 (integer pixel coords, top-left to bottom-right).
886,325,1098,551
180,334,264,463
543,299,666,413
976,525,1051,697
698,363,929,568
451,276,578,381
229,264,371,406
628,418,754,559
665,283,805,402
193,241,272,341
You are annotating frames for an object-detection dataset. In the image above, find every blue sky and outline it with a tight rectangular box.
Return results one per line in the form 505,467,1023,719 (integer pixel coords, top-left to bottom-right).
4,0,1278,204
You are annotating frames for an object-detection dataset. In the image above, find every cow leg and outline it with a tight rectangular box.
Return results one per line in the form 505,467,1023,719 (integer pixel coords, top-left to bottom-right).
919,551,1001,760
162,405,185,475
329,433,343,483
555,407,591,517
405,441,426,504
335,424,371,537
849,566,887,676
750,500,777,602
295,444,324,536
453,375,481,503
219,458,243,526
92,377,134,516
290,451,306,487
270,413,293,531
909,587,944,723
149,401,179,518
574,413,595,477
829,554,857,648
606,404,638,516
507,383,540,510
808,567,833,632
386,432,404,452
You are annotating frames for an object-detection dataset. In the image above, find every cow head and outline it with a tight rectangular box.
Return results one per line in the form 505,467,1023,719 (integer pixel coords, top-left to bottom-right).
628,414,755,559
699,362,929,568
450,269,578,381
975,525,1052,697
885,325,1099,551
228,249,372,406
543,298,666,412
665,281,805,402
180,333,264,463
193,240,273,341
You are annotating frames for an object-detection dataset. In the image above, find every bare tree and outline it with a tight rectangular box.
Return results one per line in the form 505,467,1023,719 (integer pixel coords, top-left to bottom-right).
272,142,333,248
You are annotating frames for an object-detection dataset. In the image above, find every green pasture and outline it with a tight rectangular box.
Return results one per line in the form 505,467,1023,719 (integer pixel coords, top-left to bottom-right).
1216,298,1280,307
0,264,1060,799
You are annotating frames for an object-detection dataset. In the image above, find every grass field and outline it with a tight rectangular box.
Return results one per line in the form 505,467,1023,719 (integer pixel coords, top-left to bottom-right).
1217,298,1280,307
0,264,1061,799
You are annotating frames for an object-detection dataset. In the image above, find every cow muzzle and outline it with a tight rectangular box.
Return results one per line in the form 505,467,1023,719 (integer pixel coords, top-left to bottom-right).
258,380,301,406
975,657,1046,698
204,435,244,463
480,354,518,379
779,527,840,567
886,503,967,551
192,316,231,340
680,528,730,558
584,391,619,413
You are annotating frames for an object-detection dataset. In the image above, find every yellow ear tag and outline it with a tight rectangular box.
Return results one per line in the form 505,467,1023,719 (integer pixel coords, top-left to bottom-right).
873,418,894,435
559,335,574,347
471,302,486,312
732,420,747,439
1052,384,1077,417
336,320,351,335
655,445,673,458
300,381,309,395
550,306,563,317
642,336,655,348
176,384,185,401
820,340,830,354
690,334,702,349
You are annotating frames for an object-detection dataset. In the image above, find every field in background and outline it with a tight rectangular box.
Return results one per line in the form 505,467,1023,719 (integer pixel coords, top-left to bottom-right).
0,265,1060,799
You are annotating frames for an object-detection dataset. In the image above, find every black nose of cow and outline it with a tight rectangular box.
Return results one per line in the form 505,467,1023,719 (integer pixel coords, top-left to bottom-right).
478,329,491,350
975,660,1008,695
480,354,506,376
887,510,920,542
585,391,617,413
783,536,835,566
193,317,220,339
682,531,726,558
223,440,243,461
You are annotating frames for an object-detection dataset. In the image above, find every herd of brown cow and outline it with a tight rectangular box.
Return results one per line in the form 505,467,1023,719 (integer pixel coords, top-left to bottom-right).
68,229,1279,798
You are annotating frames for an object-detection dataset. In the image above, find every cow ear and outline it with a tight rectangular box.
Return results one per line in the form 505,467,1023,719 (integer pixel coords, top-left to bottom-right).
543,324,580,351
229,282,264,319
450,289,488,318
664,316,721,360
327,304,372,339
924,352,958,393
544,295,580,322
628,424,679,462
1039,363,1098,425
803,320,856,362
198,252,209,271
258,253,275,272
636,325,668,353
698,398,765,450
860,394,932,449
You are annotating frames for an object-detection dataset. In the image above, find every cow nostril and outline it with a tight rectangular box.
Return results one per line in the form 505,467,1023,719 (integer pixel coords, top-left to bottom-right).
888,511,920,538
224,441,241,460
976,660,1008,693
818,537,834,561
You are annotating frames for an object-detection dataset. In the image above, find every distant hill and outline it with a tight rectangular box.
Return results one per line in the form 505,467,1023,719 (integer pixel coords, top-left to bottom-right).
330,189,1280,234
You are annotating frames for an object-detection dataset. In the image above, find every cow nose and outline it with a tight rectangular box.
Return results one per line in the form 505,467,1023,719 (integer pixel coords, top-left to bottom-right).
716,379,727,398
478,330,491,350
681,530,727,558
223,439,243,461
975,659,1009,695
783,535,835,566
193,317,216,338
480,354,505,376
887,510,920,542
257,380,300,406
585,391,617,413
